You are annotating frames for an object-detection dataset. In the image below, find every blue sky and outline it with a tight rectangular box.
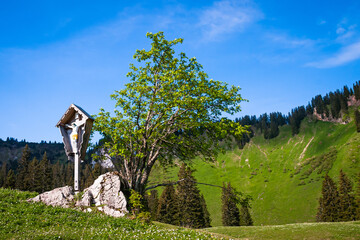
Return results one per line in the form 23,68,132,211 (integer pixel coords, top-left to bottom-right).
1,0,360,143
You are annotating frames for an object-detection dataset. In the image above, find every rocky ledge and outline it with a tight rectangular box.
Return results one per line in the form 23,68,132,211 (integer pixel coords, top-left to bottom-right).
27,172,128,217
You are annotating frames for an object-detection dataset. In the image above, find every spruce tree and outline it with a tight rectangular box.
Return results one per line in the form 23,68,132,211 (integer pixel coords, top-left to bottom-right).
157,185,178,224
343,85,350,98
146,190,159,221
25,157,39,192
354,109,360,132
4,169,16,189
338,170,356,221
200,194,211,227
93,162,102,179
221,182,240,226
83,164,95,188
329,92,341,119
52,161,62,189
0,162,8,187
16,144,31,190
356,172,360,220
306,103,313,115
176,163,207,228
316,174,340,222
38,152,52,192
353,81,360,100
240,205,253,226
65,164,74,187
59,163,66,187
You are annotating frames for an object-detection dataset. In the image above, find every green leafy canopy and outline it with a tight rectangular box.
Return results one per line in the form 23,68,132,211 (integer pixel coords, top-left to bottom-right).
94,32,247,192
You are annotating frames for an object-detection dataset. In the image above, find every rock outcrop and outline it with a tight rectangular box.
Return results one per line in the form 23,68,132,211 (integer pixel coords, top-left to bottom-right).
27,186,74,208
28,172,128,217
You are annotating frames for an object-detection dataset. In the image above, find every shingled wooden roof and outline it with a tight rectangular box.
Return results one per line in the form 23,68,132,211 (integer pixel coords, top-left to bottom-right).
56,104,94,127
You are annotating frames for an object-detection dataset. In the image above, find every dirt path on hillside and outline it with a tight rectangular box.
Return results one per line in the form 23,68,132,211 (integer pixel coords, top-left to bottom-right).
255,144,268,160
299,136,315,161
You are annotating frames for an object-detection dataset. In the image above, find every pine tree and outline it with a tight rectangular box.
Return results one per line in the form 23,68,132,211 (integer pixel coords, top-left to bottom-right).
329,92,341,119
200,194,211,227
240,205,253,226
52,161,62,189
93,162,102,179
306,103,313,115
354,109,360,132
176,163,207,228
38,152,52,192
316,174,340,222
65,164,74,187
16,144,31,190
0,162,8,187
145,190,159,221
353,81,360,100
83,164,95,188
157,185,178,224
221,182,240,226
343,85,350,98
4,169,16,189
339,94,348,114
59,163,66,187
338,170,356,221
356,172,360,220
25,157,39,192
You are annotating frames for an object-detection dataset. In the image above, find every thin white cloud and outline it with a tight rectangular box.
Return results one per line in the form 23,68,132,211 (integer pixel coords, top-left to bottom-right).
306,40,360,68
336,31,355,42
198,0,263,40
335,19,357,43
336,27,346,34
266,33,314,49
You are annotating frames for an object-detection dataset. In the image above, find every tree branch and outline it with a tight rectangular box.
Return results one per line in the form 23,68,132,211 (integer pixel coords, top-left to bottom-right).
145,178,224,191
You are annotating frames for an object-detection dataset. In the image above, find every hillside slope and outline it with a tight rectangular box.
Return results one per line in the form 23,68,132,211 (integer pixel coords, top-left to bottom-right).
149,117,360,226
0,188,216,239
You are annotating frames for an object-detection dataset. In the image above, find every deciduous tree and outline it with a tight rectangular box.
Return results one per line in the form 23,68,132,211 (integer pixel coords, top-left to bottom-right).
94,32,246,195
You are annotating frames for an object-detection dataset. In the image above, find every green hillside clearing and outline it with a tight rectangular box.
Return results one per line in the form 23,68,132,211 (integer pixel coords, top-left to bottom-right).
148,117,360,226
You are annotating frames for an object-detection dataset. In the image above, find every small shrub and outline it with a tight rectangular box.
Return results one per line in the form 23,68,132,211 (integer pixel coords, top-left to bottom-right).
129,189,151,223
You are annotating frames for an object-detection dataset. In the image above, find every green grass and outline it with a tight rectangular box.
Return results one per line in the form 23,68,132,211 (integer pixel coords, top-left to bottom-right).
1,188,359,240
149,117,360,227
0,188,218,240
206,221,360,240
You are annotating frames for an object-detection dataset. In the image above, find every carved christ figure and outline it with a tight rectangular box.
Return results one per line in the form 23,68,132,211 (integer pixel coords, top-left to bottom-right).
65,113,86,153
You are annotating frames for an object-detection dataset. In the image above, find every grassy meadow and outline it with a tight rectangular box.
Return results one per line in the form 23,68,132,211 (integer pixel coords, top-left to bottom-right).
0,188,217,239
148,117,360,226
205,221,360,240
1,188,359,239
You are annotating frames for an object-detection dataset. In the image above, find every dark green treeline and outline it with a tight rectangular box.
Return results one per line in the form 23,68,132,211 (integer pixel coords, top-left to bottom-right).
0,144,108,193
